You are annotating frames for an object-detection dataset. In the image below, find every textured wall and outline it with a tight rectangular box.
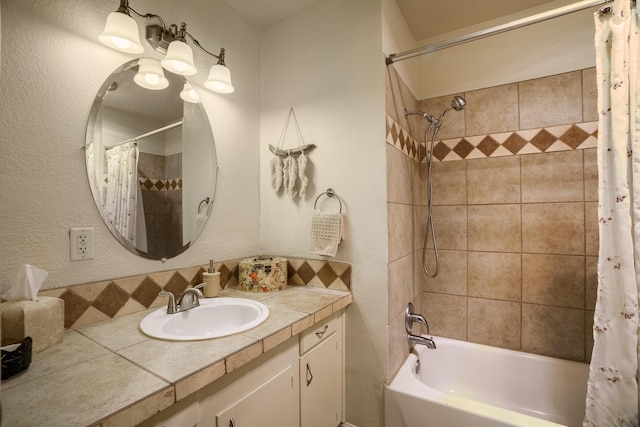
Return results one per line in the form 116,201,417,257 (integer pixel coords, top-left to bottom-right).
0,0,261,290
259,1,387,426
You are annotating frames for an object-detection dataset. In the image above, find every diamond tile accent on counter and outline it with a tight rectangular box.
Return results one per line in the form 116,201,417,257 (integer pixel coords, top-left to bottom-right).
287,258,351,291
92,282,130,318
132,278,162,308
162,272,190,297
59,290,92,329
38,257,352,330
386,113,598,162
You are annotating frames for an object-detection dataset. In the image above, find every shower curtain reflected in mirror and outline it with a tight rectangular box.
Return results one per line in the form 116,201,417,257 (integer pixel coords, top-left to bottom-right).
104,140,145,250
585,1,640,424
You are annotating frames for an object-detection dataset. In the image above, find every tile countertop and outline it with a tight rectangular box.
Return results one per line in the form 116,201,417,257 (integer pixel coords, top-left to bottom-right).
1,285,352,427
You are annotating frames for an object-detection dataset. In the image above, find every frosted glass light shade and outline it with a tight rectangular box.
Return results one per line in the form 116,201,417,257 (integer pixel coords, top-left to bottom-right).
161,41,197,76
180,83,200,103
99,12,144,54
134,58,169,90
205,64,234,93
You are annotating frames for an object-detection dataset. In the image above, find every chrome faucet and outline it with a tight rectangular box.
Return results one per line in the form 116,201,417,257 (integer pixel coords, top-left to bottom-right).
405,302,436,349
408,334,436,349
159,283,206,314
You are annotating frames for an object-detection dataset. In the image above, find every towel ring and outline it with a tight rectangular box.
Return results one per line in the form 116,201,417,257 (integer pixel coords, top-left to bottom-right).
314,188,343,213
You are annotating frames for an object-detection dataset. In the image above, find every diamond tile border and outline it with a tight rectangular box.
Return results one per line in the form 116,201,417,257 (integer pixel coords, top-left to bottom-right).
139,178,183,191
386,113,598,163
38,257,351,330
386,115,423,162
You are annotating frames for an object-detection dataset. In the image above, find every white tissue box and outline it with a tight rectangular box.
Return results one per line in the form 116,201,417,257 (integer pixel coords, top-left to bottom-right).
1,296,64,353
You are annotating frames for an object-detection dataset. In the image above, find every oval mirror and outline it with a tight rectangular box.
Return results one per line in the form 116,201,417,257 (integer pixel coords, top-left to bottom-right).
85,58,216,260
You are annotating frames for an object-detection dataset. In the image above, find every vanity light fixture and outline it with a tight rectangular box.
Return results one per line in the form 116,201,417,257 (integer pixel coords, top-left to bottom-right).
134,58,169,90
205,50,234,94
100,0,234,93
180,82,200,103
98,1,144,54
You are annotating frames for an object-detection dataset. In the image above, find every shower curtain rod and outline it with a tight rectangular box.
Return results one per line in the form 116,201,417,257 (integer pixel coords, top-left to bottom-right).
108,120,183,149
385,0,611,65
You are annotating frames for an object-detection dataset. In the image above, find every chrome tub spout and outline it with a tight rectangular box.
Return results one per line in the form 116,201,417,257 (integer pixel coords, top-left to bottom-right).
405,302,437,349
408,334,436,349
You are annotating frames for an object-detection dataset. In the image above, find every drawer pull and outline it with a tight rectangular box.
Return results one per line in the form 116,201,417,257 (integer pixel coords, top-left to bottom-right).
306,363,314,386
229,419,236,427
315,324,329,339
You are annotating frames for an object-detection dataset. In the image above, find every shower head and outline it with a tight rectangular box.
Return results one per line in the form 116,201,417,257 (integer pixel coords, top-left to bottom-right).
404,95,467,130
439,95,467,124
451,95,466,111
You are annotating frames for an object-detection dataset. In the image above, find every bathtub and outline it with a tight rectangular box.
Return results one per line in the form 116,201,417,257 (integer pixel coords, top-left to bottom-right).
385,336,589,427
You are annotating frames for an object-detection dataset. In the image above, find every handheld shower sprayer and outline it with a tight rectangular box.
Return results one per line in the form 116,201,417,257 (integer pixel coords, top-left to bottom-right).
435,95,467,128
404,95,466,130
451,95,467,111
403,95,467,278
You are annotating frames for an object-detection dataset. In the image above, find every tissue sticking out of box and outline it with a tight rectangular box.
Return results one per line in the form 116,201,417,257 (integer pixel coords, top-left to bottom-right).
2,264,48,301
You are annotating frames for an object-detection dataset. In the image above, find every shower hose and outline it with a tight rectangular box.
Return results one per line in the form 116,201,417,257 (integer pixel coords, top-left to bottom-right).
422,122,439,278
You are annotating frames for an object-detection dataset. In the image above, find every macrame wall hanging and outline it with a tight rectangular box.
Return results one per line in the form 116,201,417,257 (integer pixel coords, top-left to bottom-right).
269,108,316,199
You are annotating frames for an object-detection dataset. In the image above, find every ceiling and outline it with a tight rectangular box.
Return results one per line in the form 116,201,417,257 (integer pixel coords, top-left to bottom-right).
395,0,575,41
223,0,322,27
224,0,576,40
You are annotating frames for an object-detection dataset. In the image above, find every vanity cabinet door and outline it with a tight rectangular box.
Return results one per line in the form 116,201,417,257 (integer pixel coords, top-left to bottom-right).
300,331,341,427
215,364,298,427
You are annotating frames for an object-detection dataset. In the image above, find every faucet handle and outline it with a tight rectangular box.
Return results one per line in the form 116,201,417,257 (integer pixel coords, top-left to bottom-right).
194,282,207,291
405,302,430,335
159,291,177,314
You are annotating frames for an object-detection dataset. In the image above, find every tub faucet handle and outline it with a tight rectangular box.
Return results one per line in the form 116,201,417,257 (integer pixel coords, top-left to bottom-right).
405,302,430,334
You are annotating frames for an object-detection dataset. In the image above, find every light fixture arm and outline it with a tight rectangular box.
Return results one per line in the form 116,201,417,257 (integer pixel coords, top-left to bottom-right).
126,6,167,33
115,0,129,14
175,23,187,42
128,6,225,64
185,32,224,65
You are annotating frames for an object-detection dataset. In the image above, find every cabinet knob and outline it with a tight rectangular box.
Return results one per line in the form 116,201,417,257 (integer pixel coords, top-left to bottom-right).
315,324,329,339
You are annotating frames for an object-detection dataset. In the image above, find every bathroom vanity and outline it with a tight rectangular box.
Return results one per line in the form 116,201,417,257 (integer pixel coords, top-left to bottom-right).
142,310,344,427
0,286,350,427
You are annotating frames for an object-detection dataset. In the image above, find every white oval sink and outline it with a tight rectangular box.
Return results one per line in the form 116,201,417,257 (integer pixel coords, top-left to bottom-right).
140,297,269,341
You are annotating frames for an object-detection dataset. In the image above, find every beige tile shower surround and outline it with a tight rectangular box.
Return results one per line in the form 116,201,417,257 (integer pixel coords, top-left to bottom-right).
386,66,597,378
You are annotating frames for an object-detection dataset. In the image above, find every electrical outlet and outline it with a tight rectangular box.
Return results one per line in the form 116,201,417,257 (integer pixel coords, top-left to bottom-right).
70,227,95,261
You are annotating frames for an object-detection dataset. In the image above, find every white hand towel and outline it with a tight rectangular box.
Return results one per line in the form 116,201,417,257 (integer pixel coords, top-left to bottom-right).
310,210,344,257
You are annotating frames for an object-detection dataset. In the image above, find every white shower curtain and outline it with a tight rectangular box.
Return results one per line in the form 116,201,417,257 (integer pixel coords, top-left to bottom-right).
104,141,139,247
584,1,640,425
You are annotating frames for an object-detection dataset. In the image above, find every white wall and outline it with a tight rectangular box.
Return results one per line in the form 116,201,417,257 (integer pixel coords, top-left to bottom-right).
384,0,597,100
0,0,261,290
382,0,419,98
259,0,387,425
